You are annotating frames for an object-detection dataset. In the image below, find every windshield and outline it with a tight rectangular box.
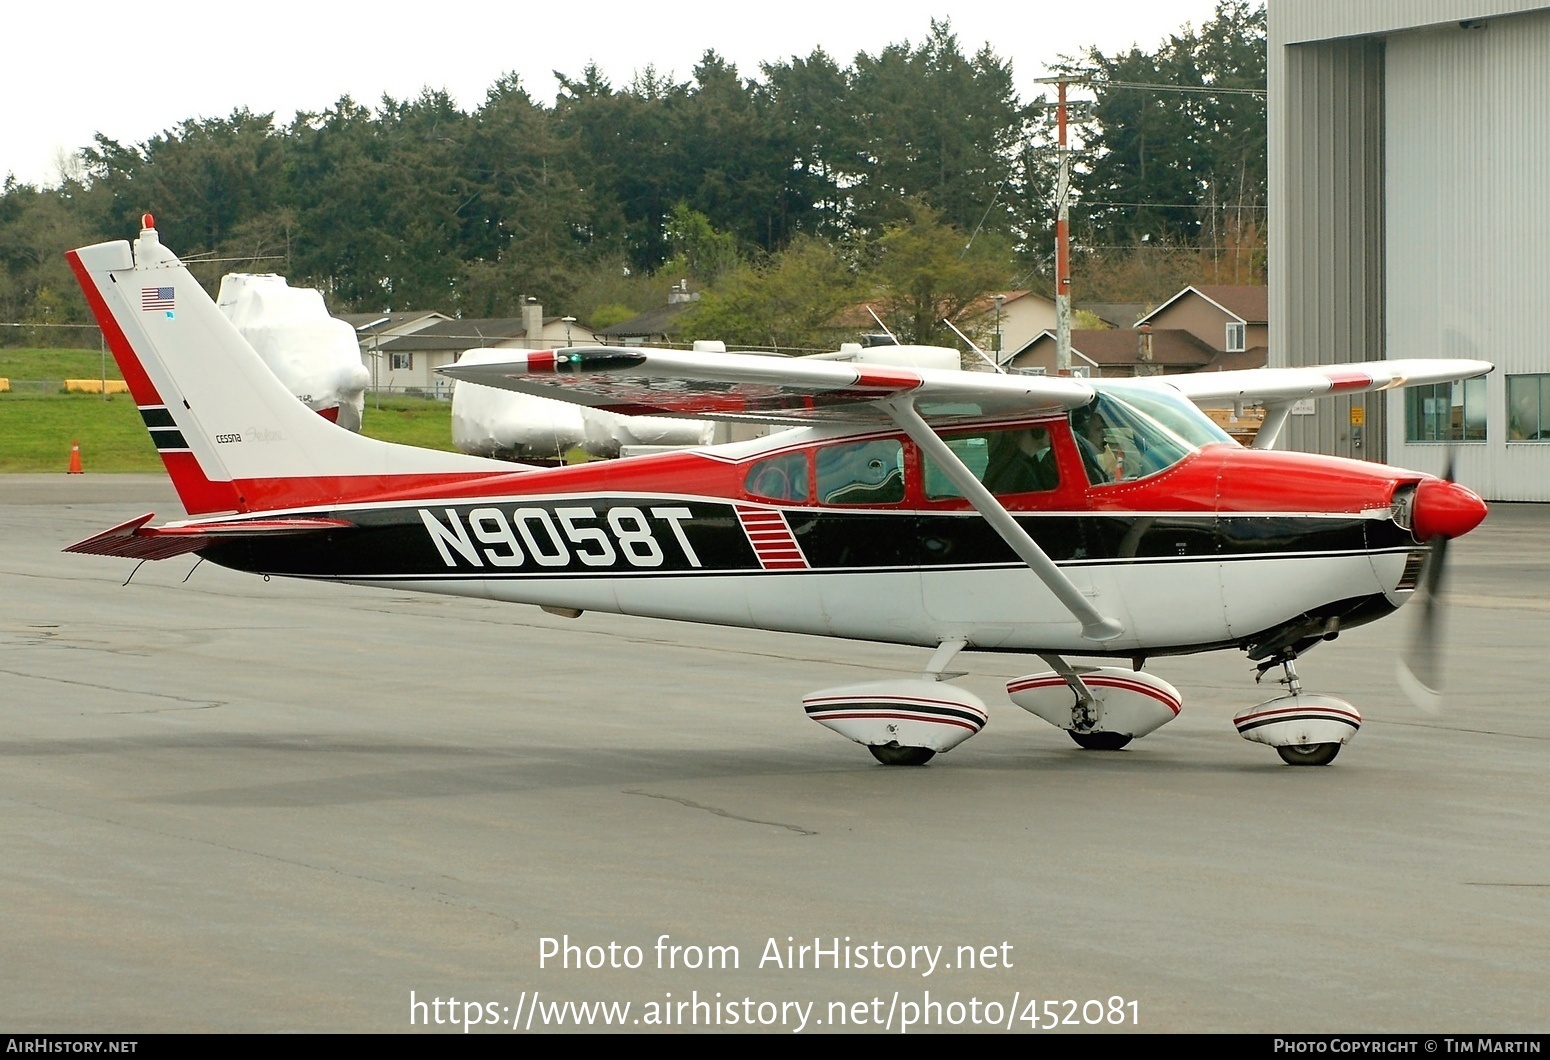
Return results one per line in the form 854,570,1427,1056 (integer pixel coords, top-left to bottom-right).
1070,387,1234,486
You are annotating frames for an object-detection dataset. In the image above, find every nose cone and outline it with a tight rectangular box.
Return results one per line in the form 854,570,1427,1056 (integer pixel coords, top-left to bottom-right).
1412,478,1488,541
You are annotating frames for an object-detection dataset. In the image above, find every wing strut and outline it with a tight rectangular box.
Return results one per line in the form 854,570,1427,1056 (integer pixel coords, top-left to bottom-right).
881,398,1125,643
1253,402,1293,450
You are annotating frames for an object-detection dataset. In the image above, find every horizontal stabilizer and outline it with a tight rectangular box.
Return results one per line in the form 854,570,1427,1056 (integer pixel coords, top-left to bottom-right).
65,513,354,562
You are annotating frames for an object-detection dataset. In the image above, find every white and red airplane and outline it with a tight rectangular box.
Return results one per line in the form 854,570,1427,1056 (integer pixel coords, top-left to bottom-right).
63,217,1492,767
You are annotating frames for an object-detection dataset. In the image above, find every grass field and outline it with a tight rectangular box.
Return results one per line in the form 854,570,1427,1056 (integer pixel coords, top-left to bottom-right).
0,391,456,472
0,347,121,383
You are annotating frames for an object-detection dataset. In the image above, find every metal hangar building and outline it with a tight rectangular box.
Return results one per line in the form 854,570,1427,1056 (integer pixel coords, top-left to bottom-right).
1269,0,1550,500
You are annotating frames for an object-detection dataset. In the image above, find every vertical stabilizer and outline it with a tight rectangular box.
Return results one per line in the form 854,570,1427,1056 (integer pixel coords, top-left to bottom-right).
66,217,516,515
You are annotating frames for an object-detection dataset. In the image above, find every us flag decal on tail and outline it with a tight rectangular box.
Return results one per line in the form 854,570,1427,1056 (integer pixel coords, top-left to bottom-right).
141,286,175,311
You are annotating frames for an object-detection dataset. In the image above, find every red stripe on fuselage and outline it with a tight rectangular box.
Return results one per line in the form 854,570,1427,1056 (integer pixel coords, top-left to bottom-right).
208,437,1414,521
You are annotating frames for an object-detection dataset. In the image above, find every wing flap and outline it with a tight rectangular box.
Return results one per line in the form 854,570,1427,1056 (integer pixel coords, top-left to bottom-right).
65,514,354,561
438,346,1093,425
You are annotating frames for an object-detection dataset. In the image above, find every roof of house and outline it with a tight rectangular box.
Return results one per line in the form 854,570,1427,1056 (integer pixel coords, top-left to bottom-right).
1012,331,1270,376
595,300,696,338
966,289,1055,315
1076,302,1150,328
337,310,449,333
1138,285,1268,326
376,317,538,352
1016,328,1222,368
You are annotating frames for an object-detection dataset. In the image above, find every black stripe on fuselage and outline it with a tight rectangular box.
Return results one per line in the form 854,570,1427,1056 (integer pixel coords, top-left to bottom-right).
196,502,1416,581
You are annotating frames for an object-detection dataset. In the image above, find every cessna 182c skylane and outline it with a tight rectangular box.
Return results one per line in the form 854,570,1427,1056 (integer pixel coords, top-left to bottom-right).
65,218,1492,767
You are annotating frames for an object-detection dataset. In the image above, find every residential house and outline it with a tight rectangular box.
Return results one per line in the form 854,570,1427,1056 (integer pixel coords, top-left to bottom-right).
1008,284,1269,378
971,290,1057,363
367,301,598,397
595,282,698,346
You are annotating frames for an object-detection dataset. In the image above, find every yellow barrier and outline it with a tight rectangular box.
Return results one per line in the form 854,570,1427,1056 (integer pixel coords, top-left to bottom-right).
64,379,130,394
0,378,9,392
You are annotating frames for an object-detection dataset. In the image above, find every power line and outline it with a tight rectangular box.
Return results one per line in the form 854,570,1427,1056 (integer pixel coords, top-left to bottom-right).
1041,75,1266,100
1088,79,1266,99
1074,201,1267,210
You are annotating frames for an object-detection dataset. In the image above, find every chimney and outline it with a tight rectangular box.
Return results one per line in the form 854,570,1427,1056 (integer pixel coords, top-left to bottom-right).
523,297,543,349
1137,323,1154,363
668,280,692,305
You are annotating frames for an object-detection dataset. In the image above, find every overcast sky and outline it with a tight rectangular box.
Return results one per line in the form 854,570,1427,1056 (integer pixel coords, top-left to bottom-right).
4,0,1232,187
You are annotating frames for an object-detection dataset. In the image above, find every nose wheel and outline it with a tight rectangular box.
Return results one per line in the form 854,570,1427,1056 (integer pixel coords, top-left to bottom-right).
1237,654,1361,766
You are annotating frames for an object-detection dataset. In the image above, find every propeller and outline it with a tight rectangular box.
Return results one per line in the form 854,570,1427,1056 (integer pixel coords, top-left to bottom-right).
1396,449,1463,713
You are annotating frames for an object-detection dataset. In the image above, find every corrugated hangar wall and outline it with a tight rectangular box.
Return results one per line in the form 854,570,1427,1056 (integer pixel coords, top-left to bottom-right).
1269,1,1550,500
1270,35,1386,461
1384,10,1550,500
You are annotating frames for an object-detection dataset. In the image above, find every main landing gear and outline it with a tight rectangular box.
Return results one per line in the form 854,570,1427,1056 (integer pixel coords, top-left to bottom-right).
867,744,937,767
1067,730,1133,752
1008,655,1180,753
801,644,1361,768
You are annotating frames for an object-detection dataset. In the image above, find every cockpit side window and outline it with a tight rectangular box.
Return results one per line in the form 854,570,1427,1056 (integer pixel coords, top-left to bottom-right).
815,439,906,505
1071,390,1218,486
924,426,1061,498
744,451,810,502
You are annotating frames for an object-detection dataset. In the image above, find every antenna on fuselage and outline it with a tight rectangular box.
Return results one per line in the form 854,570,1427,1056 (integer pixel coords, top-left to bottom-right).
942,318,1006,374
864,305,900,345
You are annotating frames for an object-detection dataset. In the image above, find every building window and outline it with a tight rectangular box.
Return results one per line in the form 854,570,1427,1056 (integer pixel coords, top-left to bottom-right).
390,351,412,371
1225,322,1246,353
1507,374,1550,441
1405,378,1487,442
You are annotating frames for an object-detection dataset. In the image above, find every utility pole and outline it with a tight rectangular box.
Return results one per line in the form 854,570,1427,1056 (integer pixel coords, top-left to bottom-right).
1054,79,1073,377
1036,75,1075,376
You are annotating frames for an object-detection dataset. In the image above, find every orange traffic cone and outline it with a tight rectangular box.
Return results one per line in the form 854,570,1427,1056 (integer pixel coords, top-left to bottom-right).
68,441,83,474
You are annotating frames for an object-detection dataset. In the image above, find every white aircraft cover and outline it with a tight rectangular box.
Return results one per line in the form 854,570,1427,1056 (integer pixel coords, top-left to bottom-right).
450,348,714,458
216,274,371,431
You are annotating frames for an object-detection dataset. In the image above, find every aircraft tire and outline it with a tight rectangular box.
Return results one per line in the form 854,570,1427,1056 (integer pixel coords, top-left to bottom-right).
868,744,936,766
1276,742,1341,766
1068,730,1133,751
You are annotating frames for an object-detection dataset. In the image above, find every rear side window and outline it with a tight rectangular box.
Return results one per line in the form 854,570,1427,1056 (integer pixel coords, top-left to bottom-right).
924,426,1060,498
744,451,809,502
816,439,905,505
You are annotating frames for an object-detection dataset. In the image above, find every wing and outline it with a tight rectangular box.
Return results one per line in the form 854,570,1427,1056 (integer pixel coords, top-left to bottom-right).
1161,358,1494,406
438,346,1094,425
